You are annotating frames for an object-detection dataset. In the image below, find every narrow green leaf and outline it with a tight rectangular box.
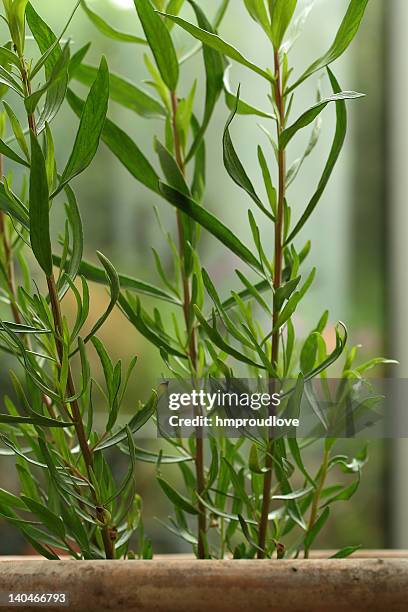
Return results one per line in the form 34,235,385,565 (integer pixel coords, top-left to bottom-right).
56,57,109,194
223,459,253,512
30,0,81,79
0,321,50,334
0,181,29,227
0,65,23,96
272,487,312,501
0,488,26,510
195,306,264,369
243,0,271,37
72,64,166,118
220,278,270,312
24,42,70,115
119,293,185,357
214,0,230,28
0,136,30,167
81,0,147,44
354,357,397,375
176,80,196,154
224,67,275,119
157,476,198,515
22,496,65,540
68,42,91,78
135,0,179,91
3,101,30,161
285,69,348,244
0,46,20,69
287,438,315,488
289,0,369,91
94,392,157,451
196,492,258,525
304,506,330,550
257,145,276,213
0,413,73,427
223,90,273,220
122,446,192,464
67,89,160,194
160,12,274,83
80,252,120,346
154,138,189,195
304,322,348,382
322,477,360,507
92,336,113,394
29,132,52,276
9,0,29,55
160,182,262,272
26,3,69,131
57,185,84,299
238,514,263,553
55,254,179,305
191,114,206,201
21,531,60,560
165,0,185,29
280,91,364,150
330,545,361,559
300,332,319,374
235,270,270,314
185,0,224,163
271,0,297,49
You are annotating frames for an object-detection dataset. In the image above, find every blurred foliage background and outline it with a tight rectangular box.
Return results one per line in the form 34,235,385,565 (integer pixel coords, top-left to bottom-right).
0,0,387,554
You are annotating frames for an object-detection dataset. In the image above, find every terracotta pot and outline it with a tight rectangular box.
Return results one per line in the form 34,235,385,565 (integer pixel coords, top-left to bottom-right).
0,551,407,612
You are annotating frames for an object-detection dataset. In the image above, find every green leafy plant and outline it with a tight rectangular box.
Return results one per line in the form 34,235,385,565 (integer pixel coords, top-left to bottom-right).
73,0,234,560
0,2,156,559
0,0,394,562
158,0,394,559
70,0,394,560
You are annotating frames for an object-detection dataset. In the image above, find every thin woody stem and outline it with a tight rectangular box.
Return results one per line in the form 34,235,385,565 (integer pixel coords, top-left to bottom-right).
170,90,206,559
257,48,286,558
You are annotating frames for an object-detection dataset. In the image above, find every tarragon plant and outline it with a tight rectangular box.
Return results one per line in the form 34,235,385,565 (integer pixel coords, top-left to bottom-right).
157,0,394,559
0,0,393,562
69,0,393,560
0,1,156,560
73,0,233,559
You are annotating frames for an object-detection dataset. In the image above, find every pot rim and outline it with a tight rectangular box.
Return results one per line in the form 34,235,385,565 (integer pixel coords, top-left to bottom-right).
0,549,407,561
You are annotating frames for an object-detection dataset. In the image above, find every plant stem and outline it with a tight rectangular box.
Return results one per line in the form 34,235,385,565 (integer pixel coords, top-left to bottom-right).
257,48,286,559
304,446,330,559
170,90,206,559
19,59,36,135
18,54,114,559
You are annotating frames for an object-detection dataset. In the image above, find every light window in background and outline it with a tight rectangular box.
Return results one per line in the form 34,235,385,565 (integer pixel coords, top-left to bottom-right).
109,0,135,10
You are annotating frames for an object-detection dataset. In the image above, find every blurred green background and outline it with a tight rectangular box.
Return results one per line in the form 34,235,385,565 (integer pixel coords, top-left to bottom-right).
0,0,389,554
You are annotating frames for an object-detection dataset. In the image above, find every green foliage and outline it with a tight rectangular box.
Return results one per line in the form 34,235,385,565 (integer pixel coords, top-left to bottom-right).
81,0,147,44
57,57,109,194
134,0,179,91
0,3,154,560
29,131,52,276
270,0,297,49
0,0,389,563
